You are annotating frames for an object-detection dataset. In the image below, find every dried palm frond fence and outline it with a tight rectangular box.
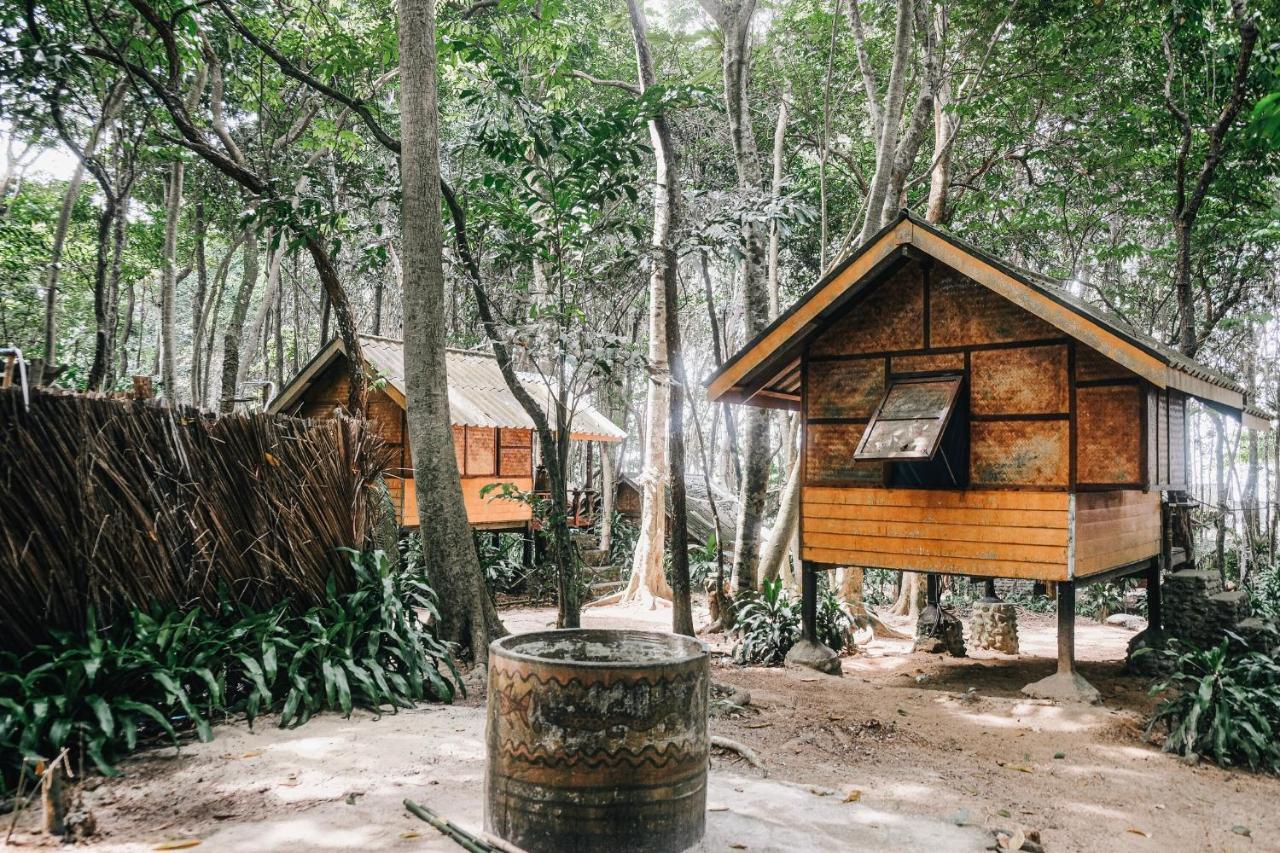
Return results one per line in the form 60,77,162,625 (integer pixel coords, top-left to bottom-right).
0,387,393,651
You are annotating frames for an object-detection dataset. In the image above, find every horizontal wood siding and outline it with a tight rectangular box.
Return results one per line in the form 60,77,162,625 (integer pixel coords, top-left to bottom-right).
401,476,534,528
1073,490,1160,577
801,486,1070,580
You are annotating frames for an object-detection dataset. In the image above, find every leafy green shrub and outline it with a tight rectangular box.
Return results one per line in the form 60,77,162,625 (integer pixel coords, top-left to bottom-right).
817,588,854,654
0,550,458,788
687,534,719,587
606,511,638,571
732,579,801,666
477,533,529,595
1145,637,1280,773
1080,582,1124,622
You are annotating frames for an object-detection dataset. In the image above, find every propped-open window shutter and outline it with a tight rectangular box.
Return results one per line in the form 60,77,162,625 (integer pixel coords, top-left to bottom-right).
855,376,963,461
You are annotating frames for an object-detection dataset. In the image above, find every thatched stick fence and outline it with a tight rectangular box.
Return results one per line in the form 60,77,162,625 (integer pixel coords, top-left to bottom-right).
0,388,393,651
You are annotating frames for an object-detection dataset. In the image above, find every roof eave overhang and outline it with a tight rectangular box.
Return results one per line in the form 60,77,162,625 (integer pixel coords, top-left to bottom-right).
708,212,1270,430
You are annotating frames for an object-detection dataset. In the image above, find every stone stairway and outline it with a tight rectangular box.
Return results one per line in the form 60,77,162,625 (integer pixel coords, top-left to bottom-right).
572,532,624,599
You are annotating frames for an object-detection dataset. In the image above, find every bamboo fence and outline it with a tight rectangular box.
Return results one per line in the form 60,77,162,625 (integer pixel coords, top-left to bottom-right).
0,388,392,650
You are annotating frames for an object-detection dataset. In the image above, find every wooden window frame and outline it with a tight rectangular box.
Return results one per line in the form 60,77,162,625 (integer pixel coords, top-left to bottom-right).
855,375,964,462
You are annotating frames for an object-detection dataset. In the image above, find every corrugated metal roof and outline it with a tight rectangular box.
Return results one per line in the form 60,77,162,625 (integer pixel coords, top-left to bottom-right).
362,335,625,441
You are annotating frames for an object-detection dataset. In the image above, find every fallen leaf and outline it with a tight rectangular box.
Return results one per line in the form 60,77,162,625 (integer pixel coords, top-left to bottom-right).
800,677,818,683
743,722,772,729
729,844,747,850
997,809,1012,818
1053,752,1065,760
1125,827,1151,838
264,452,279,466
1231,825,1251,838
153,841,202,851
1006,764,1034,774
241,751,262,758
843,789,862,803
399,831,422,839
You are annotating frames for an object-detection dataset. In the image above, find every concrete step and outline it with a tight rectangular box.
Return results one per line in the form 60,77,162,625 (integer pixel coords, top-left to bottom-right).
587,580,624,599
584,563,621,582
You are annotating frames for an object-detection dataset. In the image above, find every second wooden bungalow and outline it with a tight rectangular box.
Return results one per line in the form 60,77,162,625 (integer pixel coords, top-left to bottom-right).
707,211,1272,700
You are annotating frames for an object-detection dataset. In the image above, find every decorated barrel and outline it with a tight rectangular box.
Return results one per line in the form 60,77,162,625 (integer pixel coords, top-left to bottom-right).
485,629,709,853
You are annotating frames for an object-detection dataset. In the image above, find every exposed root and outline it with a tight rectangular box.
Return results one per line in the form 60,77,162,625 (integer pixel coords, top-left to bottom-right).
711,736,767,776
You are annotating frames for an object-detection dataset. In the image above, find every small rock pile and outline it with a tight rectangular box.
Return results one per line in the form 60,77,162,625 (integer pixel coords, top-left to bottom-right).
969,600,1019,654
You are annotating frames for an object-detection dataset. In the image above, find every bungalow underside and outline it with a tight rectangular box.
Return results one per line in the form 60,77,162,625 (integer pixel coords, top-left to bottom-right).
801,487,1161,582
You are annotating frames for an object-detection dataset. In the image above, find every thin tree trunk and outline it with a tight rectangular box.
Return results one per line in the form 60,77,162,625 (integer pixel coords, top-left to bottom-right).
237,237,286,389
857,0,915,243
160,161,184,399
699,0,771,596
621,0,682,612
190,200,209,399
219,228,259,412
400,0,501,662
42,82,124,370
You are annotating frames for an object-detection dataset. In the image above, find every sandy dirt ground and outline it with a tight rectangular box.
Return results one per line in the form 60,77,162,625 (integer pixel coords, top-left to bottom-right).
5,602,1278,852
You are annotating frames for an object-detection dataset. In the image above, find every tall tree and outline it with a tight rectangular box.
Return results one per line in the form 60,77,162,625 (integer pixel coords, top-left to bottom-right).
699,0,772,596
400,0,504,660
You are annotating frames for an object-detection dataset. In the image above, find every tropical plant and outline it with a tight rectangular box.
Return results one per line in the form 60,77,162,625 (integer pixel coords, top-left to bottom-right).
687,534,719,587
1144,637,1280,773
732,579,802,666
0,550,458,788
816,587,854,655
476,532,528,595
1080,582,1125,622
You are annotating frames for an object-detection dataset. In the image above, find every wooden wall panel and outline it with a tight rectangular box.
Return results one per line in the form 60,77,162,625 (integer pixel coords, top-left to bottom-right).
970,420,1069,487
1157,391,1170,485
806,358,884,419
499,447,533,477
810,264,924,355
929,268,1059,347
806,423,883,484
465,426,496,476
801,486,1070,580
1074,490,1161,576
970,344,1068,415
452,425,466,472
401,476,534,528
1168,392,1187,486
1077,384,1143,484
1076,345,1135,383
1152,386,1162,484
890,352,964,375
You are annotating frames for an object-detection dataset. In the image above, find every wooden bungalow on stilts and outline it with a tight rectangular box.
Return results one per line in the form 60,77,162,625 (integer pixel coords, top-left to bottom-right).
268,335,625,536
706,211,1273,701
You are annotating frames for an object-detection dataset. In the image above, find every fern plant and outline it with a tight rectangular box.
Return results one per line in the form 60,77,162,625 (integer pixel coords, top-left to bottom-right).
1145,637,1280,773
732,579,801,666
816,588,854,654
0,549,459,788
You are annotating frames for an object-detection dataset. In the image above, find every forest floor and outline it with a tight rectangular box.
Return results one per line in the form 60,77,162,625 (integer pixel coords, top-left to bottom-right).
5,602,1278,852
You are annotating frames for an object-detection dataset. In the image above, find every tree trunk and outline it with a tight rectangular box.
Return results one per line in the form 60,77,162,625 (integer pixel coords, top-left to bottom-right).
42,82,124,370
190,200,209,400
699,0,771,597
400,0,501,663
857,0,915,244
219,227,259,413
237,238,286,389
160,161,184,400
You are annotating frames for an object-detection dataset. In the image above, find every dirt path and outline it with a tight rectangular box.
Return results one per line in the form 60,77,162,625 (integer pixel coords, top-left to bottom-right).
6,604,1277,852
